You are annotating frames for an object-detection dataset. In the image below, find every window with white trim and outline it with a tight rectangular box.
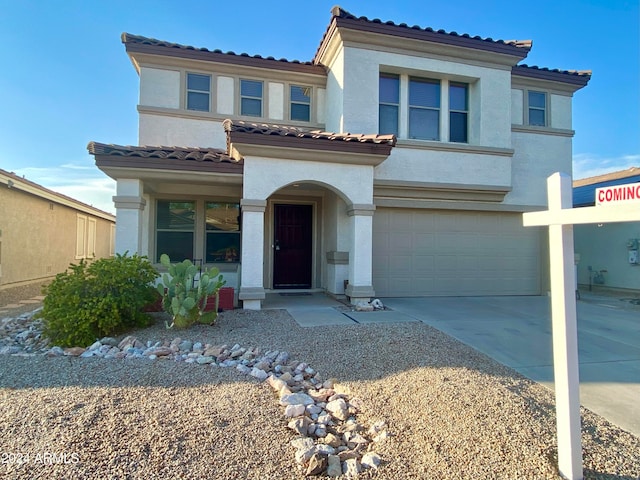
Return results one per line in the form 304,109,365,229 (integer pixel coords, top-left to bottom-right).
155,200,241,264
240,79,263,117
528,90,547,126
409,77,440,141
380,73,471,143
205,202,240,263
290,85,311,122
449,82,468,143
379,74,399,135
156,201,195,262
186,73,211,112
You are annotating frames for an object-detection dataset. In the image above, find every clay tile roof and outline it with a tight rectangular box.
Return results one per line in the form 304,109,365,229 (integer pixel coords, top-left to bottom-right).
512,64,592,87
222,119,397,146
87,141,236,163
314,6,532,62
121,33,326,75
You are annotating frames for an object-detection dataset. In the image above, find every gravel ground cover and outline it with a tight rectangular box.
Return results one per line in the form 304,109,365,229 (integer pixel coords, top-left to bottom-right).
0,304,639,479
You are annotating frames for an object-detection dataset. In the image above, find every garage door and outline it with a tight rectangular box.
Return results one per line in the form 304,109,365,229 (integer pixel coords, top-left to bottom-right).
373,208,541,297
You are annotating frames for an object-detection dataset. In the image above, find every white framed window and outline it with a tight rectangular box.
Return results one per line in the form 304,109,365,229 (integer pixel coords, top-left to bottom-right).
290,85,311,122
186,73,211,112
156,200,195,262
240,79,263,117
155,200,241,264
76,214,87,259
528,90,547,126
449,82,468,143
205,202,240,263
409,77,440,141
379,74,399,136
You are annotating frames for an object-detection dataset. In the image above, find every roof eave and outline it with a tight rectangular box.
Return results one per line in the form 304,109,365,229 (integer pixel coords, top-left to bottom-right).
122,36,326,76
512,65,591,90
314,15,530,66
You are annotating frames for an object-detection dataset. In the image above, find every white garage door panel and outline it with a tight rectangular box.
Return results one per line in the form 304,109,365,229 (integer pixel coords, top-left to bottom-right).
373,208,541,297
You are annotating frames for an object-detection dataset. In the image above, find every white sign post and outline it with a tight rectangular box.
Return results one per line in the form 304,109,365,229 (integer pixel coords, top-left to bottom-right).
523,172,640,480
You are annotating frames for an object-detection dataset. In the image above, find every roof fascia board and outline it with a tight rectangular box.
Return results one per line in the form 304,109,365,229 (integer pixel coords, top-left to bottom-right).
0,171,115,221
125,43,326,76
511,76,580,96
96,164,243,186
133,54,327,85
95,155,243,175
229,138,391,166
512,67,589,90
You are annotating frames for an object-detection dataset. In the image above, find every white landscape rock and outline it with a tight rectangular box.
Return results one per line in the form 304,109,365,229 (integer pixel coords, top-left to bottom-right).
1,309,391,478
284,404,306,418
361,452,382,469
280,392,315,407
326,398,349,421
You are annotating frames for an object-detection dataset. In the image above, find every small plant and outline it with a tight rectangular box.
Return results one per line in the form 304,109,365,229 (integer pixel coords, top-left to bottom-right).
157,254,225,329
39,253,158,347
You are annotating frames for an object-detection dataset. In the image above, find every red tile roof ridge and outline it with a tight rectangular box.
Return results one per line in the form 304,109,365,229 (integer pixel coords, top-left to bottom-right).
222,119,396,146
87,141,236,162
573,167,640,187
515,64,592,78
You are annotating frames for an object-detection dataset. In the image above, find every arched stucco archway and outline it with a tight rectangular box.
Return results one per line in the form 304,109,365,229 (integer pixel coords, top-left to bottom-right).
239,157,377,310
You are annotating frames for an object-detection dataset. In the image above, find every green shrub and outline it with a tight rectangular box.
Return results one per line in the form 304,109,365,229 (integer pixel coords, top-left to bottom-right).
39,253,159,347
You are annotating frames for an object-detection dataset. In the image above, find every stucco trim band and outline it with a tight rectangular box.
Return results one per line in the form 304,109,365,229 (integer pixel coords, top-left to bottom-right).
326,251,349,265
112,195,147,210
347,204,376,217
240,199,267,212
238,287,266,301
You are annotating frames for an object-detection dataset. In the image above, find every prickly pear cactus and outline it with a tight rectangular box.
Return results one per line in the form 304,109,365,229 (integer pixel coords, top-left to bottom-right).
158,254,225,329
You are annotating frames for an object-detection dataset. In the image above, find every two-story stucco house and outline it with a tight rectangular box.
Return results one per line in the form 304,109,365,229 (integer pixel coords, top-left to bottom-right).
89,7,590,309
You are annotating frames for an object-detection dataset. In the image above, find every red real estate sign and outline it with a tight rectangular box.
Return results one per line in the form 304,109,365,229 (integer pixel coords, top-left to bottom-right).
595,182,640,206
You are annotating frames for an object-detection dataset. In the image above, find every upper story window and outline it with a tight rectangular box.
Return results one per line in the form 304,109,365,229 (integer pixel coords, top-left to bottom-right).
380,73,471,143
449,82,468,143
528,91,547,126
240,79,263,117
379,74,399,135
186,73,211,112
290,85,311,122
409,77,440,141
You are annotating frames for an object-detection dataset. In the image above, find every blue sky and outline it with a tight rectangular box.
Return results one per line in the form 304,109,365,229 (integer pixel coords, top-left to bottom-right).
0,0,638,214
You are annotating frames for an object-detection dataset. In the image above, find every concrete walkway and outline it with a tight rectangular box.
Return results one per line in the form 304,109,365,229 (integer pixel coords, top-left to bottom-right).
266,292,640,438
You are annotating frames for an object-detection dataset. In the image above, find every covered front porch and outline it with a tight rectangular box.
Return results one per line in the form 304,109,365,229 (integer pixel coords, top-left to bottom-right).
89,120,395,310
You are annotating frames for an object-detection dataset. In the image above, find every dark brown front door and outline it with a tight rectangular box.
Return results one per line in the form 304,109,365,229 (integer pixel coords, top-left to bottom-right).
273,204,312,289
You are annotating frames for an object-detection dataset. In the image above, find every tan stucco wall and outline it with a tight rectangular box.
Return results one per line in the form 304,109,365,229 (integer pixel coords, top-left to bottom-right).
0,186,115,289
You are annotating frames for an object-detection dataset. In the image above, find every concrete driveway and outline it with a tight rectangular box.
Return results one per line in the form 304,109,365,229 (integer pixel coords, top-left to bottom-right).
383,293,640,438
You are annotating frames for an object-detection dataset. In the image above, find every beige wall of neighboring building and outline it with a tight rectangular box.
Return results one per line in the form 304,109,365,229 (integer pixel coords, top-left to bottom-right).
0,170,115,290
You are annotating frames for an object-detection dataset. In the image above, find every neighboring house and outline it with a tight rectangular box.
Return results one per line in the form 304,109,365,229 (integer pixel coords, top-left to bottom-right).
89,7,590,309
0,168,116,290
573,167,640,292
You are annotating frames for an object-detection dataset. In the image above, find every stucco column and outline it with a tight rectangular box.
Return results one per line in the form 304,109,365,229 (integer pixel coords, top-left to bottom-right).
239,199,267,310
346,204,376,305
112,179,146,255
